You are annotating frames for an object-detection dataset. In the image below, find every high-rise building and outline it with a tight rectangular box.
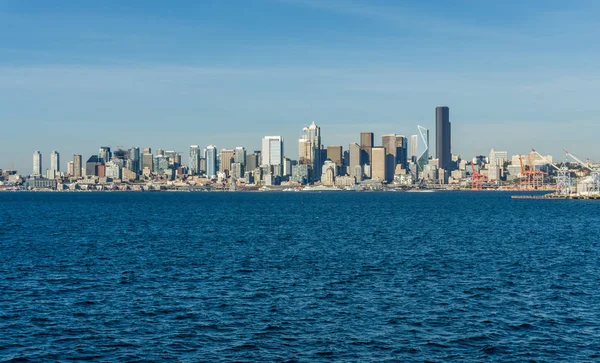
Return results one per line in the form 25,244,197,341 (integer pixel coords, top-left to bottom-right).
67,161,74,176
73,154,82,178
206,145,217,177
189,145,201,175
360,132,374,166
262,136,284,175
85,155,102,176
382,134,396,182
127,147,140,174
436,106,452,170
32,151,42,176
410,135,418,163
349,143,361,177
416,125,430,171
219,149,234,173
156,149,165,157
142,152,153,173
371,147,386,182
234,147,246,165
50,151,60,174
98,147,111,163
327,146,343,168
298,122,321,182
395,135,408,169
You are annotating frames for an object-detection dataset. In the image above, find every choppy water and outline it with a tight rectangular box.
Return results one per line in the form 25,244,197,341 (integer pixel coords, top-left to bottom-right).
1,192,599,361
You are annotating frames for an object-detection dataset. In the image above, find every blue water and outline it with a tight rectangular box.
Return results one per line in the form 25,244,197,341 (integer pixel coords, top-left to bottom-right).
1,192,599,361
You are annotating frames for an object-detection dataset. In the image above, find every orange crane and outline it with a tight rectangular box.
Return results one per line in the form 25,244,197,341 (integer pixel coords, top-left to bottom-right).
471,163,487,190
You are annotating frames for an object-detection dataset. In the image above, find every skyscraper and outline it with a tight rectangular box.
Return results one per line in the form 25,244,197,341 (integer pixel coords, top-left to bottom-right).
206,145,217,177
73,154,82,178
395,135,408,170
410,135,418,163
142,151,153,173
127,147,140,174
50,151,60,173
416,125,430,171
98,147,111,163
189,145,201,175
382,134,396,182
360,132,374,165
349,143,361,177
371,147,386,182
298,122,321,182
262,136,284,175
326,146,343,168
219,149,234,173
32,151,42,176
436,106,452,170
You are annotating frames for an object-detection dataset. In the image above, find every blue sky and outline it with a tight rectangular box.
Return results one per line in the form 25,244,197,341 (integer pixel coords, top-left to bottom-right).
1,0,599,171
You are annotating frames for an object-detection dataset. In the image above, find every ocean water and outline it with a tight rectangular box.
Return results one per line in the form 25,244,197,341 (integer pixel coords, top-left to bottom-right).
1,191,599,362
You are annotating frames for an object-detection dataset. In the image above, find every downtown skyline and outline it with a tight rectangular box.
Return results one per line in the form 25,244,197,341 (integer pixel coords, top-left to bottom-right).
2,0,600,170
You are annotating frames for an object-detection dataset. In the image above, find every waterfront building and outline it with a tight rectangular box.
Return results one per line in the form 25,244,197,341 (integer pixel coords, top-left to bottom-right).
219,149,234,173
321,160,336,186
206,145,217,178
189,145,201,175
435,106,452,170
32,151,42,176
371,147,386,182
291,164,309,184
335,175,356,187
105,161,121,180
98,146,111,163
262,136,283,176
360,132,374,166
73,154,82,178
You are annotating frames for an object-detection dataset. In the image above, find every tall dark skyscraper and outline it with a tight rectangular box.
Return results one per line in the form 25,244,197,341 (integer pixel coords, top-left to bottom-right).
360,132,374,166
435,106,451,170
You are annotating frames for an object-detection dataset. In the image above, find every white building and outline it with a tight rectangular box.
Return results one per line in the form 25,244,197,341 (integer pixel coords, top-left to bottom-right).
206,145,217,178
32,151,42,176
50,151,60,174
261,136,284,174
105,161,121,180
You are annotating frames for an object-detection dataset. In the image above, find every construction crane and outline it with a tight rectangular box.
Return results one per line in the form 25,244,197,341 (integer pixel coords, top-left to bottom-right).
471,163,486,190
564,150,600,194
532,149,572,195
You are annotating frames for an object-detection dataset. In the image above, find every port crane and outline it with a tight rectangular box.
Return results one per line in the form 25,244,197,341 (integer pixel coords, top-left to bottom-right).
471,163,486,190
518,153,546,190
564,150,600,194
532,149,572,195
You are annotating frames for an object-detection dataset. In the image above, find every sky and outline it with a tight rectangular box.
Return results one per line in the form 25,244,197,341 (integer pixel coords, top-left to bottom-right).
1,0,600,172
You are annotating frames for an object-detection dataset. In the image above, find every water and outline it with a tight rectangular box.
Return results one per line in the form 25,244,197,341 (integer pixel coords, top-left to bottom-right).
1,191,599,361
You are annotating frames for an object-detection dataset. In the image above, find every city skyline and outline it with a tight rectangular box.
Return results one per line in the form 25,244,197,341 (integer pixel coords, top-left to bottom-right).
2,0,600,169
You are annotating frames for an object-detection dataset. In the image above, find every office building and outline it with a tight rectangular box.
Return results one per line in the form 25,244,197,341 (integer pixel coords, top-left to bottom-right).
219,149,234,173
67,161,74,176
416,125,430,171
246,152,260,172
435,106,452,170
349,143,361,177
127,147,140,174
142,152,153,173
382,134,396,182
98,146,111,163
327,146,343,170
85,155,102,176
396,135,408,169
206,145,217,177
371,147,386,182
410,135,418,163
360,132,374,165
262,136,284,175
